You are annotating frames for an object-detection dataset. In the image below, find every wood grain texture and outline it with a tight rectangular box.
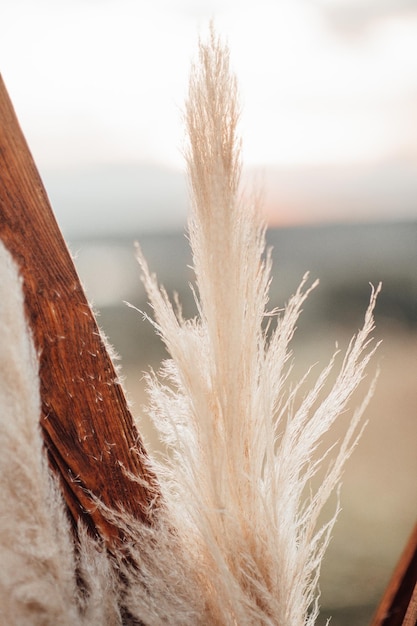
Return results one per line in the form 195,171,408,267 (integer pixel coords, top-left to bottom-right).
371,523,417,626
0,74,159,545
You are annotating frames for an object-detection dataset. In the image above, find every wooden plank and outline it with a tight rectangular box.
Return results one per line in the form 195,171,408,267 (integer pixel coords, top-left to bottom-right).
403,582,417,626
371,523,417,626
0,75,159,546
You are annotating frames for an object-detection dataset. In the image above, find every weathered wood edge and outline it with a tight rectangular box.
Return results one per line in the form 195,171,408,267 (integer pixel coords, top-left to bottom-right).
371,523,417,626
0,74,159,546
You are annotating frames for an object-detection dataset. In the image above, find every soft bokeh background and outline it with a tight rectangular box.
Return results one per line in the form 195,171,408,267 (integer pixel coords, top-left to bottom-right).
2,1,416,623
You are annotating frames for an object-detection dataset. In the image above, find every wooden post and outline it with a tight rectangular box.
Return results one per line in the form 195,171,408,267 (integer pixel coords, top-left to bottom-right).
0,75,159,546
371,523,417,626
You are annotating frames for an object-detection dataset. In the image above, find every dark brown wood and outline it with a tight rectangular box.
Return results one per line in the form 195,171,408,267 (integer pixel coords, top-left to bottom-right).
403,582,417,626
371,523,417,626
0,74,159,545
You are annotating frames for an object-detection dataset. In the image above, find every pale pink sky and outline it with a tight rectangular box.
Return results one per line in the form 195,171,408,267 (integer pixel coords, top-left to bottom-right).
1,0,417,231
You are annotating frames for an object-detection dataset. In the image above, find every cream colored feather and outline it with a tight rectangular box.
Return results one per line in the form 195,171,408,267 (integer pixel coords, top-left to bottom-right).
137,27,380,625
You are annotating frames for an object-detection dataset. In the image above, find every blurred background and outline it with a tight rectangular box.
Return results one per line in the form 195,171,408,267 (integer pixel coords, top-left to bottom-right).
1,1,416,623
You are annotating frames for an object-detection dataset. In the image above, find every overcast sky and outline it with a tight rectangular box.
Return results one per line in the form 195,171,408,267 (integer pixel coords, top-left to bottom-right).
2,0,417,231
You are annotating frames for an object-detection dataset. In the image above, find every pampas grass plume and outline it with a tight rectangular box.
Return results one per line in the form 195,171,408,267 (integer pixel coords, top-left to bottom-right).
0,240,119,625
137,26,380,625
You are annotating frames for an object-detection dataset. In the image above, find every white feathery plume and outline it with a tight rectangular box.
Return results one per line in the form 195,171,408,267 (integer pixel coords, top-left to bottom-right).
0,239,77,625
138,26,380,625
0,240,122,626
0,237,205,625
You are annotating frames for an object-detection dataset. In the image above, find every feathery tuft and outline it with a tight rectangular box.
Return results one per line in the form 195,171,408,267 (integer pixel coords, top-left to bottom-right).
0,239,207,624
138,27,380,624
0,240,82,625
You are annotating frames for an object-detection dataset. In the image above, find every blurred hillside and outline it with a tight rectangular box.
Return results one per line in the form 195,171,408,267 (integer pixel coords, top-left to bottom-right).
69,219,417,364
